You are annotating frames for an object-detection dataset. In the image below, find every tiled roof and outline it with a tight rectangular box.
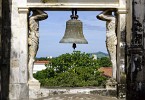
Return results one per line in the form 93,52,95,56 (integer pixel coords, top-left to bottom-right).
34,60,49,64
98,67,112,78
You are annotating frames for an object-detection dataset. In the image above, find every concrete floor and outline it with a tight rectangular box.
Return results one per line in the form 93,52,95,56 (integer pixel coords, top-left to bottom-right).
35,94,120,100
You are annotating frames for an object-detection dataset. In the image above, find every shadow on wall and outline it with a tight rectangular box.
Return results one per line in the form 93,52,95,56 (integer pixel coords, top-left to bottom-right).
0,1,2,99
1,0,11,99
0,0,2,98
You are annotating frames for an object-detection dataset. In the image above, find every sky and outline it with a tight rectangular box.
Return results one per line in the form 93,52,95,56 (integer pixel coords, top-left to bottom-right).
37,11,107,57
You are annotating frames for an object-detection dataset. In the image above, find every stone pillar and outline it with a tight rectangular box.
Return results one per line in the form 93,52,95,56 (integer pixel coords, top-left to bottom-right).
10,0,29,99
0,0,2,99
1,0,29,99
1,0,11,99
116,9,127,98
125,0,132,99
0,0,1,58
9,7,29,100
115,0,127,98
126,0,145,99
116,0,127,84
9,6,29,100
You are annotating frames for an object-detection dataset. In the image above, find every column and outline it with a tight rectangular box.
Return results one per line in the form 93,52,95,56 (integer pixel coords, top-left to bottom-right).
8,7,29,100
0,0,2,99
126,0,145,99
116,9,127,83
11,7,29,100
1,0,12,99
116,9,127,98
1,0,29,99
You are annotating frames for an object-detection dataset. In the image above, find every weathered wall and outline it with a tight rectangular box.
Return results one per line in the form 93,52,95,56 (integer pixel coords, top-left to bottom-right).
126,0,145,100
1,0,11,99
1,0,29,99
0,0,2,99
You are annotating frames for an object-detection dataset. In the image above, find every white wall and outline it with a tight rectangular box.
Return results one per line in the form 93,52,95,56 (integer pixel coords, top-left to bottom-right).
33,64,46,73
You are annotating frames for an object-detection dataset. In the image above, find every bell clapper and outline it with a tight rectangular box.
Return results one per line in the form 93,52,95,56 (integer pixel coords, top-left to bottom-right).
72,43,76,51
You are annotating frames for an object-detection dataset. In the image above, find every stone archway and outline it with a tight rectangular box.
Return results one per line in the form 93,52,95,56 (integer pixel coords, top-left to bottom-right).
1,0,127,99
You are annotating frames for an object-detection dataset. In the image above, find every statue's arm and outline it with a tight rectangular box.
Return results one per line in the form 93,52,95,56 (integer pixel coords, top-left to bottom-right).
97,9,114,21
33,9,48,21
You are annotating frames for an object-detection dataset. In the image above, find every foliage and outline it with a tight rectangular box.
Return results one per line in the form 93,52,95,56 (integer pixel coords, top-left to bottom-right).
97,57,112,67
34,51,107,87
46,51,99,73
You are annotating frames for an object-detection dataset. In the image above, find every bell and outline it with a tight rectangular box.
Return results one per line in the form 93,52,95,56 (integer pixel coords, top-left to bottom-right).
59,9,88,44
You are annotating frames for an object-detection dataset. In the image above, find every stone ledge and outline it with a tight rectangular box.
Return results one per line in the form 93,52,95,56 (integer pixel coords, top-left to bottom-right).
33,87,117,99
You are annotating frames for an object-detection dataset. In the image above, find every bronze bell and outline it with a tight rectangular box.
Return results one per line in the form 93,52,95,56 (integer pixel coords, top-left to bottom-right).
59,9,88,44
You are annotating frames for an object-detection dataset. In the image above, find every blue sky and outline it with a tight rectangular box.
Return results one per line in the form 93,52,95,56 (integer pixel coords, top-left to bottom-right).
37,11,107,57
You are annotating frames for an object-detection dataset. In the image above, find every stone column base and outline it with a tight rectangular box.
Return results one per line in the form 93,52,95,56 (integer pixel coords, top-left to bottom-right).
28,80,42,99
9,83,29,100
28,80,40,90
106,78,117,90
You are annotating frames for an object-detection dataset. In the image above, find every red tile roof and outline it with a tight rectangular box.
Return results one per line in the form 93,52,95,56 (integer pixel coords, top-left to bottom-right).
34,61,49,64
98,67,112,78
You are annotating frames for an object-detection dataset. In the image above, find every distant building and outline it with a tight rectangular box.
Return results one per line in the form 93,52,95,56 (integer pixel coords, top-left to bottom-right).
98,67,112,78
33,61,48,73
47,56,52,59
92,54,97,60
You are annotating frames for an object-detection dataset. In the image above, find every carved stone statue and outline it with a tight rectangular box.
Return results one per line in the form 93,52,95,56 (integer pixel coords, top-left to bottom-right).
97,9,117,79
28,9,48,82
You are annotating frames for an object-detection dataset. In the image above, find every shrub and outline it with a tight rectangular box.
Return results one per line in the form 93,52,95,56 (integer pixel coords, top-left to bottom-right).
97,57,112,67
34,51,107,87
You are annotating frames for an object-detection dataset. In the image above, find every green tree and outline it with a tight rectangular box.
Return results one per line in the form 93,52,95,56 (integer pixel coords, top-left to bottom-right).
46,51,99,73
34,51,107,87
97,57,112,67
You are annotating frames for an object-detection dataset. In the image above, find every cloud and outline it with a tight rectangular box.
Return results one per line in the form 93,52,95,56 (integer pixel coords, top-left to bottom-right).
80,14,106,31
83,23,105,31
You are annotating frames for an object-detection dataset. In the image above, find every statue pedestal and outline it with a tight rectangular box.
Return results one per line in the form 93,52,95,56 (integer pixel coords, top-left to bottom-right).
28,80,42,99
106,78,117,90
28,80,40,90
